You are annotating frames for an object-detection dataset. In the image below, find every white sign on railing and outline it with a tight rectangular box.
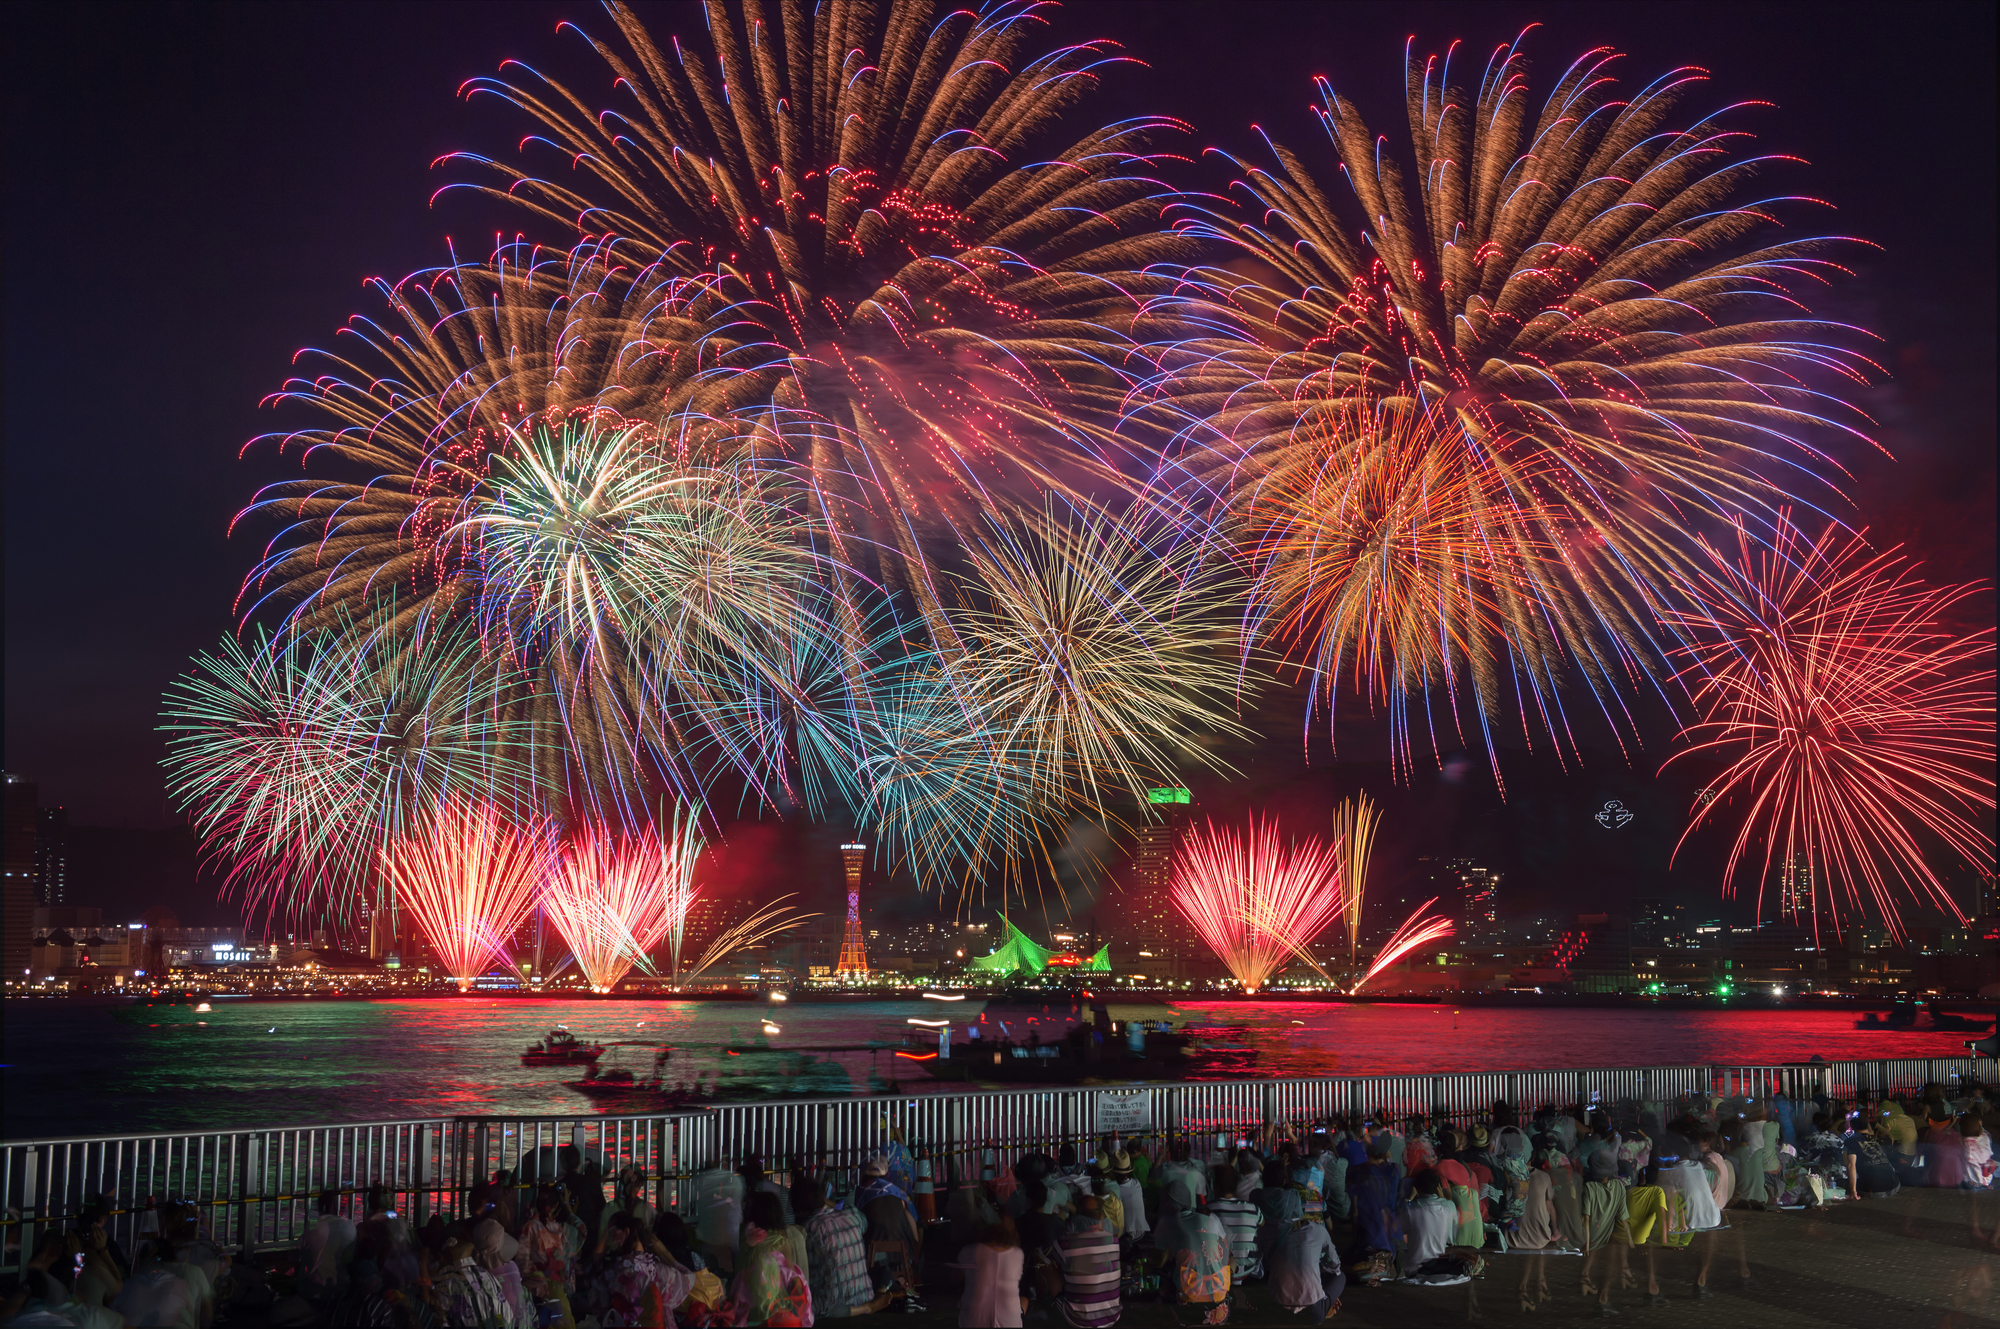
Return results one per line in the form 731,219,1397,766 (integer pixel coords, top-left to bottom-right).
1093,1092,1152,1134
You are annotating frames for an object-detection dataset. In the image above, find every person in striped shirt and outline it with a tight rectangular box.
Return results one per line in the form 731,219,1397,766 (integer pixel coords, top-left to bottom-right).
1202,1166,1265,1281
1057,1205,1121,1329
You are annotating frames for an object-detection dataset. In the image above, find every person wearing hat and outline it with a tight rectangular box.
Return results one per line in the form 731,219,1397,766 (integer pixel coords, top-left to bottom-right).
430,1228,532,1329
1104,1151,1149,1243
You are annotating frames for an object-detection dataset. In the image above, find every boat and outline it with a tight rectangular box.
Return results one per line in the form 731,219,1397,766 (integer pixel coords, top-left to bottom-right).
915,995,1241,1084
564,1047,678,1104
523,1026,606,1066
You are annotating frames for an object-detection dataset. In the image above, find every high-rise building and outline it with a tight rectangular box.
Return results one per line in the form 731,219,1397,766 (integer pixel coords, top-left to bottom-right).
834,843,869,977
34,806,67,905
1418,856,1501,937
3,774,37,980
1778,856,1812,918
1115,789,1196,957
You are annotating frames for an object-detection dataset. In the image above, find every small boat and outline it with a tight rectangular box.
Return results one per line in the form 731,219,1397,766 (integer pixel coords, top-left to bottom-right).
523,1026,606,1066
563,1047,707,1108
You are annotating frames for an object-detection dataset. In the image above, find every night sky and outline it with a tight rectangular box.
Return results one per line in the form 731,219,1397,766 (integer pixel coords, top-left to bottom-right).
6,2,1992,926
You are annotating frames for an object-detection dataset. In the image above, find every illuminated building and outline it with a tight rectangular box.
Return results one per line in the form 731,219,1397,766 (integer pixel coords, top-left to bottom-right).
34,806,66,905
969,916,1110,978
1116,788,1197,958
3,773,37,980
1778,856,1813,918
834,842,869,977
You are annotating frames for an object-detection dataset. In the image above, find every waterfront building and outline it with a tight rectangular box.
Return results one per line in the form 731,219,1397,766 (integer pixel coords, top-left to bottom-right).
34,804,67,904
1109,787,1198,972
3,773,36,981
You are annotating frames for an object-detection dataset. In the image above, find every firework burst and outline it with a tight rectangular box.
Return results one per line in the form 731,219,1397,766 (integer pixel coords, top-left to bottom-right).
451,0,1183,628
1234,396,1627,782
160,612,535,922
1154,37,1879,772
1665,514,1994,940
955,503,1250,815
382,797,555,988
1169,819,1347,993
541,808,706,992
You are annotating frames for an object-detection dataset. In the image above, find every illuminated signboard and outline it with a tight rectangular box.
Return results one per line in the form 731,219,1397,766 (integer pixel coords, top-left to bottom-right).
1146,787,1191,805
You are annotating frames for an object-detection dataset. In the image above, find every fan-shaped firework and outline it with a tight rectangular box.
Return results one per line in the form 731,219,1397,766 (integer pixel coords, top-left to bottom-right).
1351,900,1456,994
1329,792,1382,968
1156,39,1878,770
452,0,1183,627
160,612,535,921
541,809,705,991
1169,819,1347,993
1664,515,1994,941
381,797,555,988
679,895,820,985
955,503,1249,812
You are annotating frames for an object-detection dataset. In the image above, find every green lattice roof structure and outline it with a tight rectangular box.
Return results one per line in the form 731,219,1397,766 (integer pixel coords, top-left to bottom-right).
968,917,1110,977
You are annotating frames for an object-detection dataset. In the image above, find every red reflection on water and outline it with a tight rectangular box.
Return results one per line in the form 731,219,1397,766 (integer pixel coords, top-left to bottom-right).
1171,1001,1978,1079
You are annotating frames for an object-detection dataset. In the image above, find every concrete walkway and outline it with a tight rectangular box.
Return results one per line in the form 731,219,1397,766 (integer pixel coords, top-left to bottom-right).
906,1191,2000,1328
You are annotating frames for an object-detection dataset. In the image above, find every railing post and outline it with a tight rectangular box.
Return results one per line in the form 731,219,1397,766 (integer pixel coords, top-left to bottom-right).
413,1127,432,1227
239,1135,262,1252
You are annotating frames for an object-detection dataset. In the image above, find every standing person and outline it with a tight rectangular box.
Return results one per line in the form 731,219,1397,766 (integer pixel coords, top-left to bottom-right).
1265,1216,1343,1323
1921,1107,1967,1188
795,1179,897,1318
1511,1171,1562,1311
1344,1139,1400,1281
957,1220,1025,1329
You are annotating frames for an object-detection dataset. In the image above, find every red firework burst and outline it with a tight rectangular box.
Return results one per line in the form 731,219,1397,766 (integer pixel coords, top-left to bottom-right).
1665,515,1995,942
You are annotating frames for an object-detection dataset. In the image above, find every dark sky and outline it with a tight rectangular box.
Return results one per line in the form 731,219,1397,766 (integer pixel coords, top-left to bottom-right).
6,2,1992,922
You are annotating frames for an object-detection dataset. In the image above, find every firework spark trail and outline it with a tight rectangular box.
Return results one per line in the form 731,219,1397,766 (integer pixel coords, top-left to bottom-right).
1329,793,1382,969
160,611,537,923
382,798,554,988
1147,37,1882,777
448,0,1186,634
1169,819,1347,993
541,808,706,992
679,896,819,986
1352,901,1456,995
1664,514,1995,942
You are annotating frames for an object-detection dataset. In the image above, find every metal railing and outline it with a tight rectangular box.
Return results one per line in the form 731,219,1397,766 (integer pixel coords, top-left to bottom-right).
6,1057,1987,1274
